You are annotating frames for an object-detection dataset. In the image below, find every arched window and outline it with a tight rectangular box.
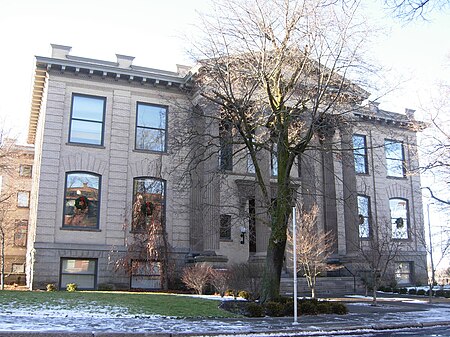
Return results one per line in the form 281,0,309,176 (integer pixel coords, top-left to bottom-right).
132,177,166,232
390,198,409,239
63,172,101,229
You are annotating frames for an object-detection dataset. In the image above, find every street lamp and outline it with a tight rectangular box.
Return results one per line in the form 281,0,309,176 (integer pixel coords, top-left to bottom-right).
292,206,298,324
427,202,435,303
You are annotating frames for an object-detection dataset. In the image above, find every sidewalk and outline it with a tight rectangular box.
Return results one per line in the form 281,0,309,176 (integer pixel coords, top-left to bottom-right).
1,295,450,336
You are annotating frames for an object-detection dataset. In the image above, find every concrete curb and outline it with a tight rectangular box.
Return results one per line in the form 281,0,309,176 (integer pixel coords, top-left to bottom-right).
1,321,450,337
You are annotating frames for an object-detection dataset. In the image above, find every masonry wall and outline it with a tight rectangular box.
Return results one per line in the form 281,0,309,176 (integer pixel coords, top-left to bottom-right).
29,71,193,289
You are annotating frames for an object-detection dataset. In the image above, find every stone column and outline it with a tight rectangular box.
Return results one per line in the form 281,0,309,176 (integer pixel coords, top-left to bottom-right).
340,126,359,254
320,130,339,254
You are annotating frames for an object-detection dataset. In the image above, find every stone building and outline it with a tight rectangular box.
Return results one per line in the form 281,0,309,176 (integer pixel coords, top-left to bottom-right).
0,138,34,285
25,44,428,291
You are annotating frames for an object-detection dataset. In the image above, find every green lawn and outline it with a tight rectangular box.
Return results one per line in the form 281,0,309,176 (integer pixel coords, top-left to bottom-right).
0,291,239,318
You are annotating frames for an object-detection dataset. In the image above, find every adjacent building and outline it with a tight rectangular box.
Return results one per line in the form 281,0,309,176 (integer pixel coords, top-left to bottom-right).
0,138,34,285
25,44,428,291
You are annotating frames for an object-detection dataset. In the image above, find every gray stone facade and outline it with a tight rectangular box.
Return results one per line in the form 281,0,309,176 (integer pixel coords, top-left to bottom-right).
26,44,428,291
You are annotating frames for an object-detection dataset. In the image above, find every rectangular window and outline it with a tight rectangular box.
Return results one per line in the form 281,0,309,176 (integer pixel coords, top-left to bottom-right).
390,198,409,239
19,165,32,177
14,220,28,247
249,199,256,253
130,260,161,290
353,135,368,174
357,195,370,239
132,177,165,232
220,214,232,240
60,258,97,290
247,151,255,174
271,143,278,176
385,140,406,177
135,103,167,152
69,94,106,145
219,119,233,171
17,191,30,208
12,263,25,273
63,172,100,229
395,262,412,285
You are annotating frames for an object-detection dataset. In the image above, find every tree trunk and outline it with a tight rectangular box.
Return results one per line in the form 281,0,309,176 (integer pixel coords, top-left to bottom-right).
311,286,316,299
372,286,377,305
260,143,292,302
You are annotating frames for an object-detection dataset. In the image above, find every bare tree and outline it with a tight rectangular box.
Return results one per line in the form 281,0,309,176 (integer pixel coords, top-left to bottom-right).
181,262,213,295
355,217,402,305
190,0,373,302
288,204,340,299
385,0,450,20
114,187,171,290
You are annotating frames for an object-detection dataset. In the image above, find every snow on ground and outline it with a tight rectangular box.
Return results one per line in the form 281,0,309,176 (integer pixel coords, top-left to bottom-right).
0,295,450,333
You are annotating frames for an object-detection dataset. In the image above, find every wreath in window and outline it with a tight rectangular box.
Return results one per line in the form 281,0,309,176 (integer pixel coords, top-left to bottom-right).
395,217,404,229
141,201,154,216
75,196,89,210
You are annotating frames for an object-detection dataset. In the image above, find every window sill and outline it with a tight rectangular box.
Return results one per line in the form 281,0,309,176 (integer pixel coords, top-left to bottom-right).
133,149,167,155
60,227,101,232
386,175,407,180
392,237,410,241
220,239,233,242
66,142,105,149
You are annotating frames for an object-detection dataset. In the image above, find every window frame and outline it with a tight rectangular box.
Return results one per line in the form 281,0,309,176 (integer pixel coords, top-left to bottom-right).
357,195,371,239
219,214,232,241
19,165,32,177
17,191,30,208
132,177,166,233
62,171,101,230
59,258,98,290
68,93,106,146
271,143,278,176
135,102,168,153
353,134,369,174
14,219,28,247
130,259,161,290
395,261,412,285
219,119,233,171
390,198,410,239
385,139,406,178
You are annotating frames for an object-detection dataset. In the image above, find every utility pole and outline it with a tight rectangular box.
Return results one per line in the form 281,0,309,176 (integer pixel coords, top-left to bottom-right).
427,203,435,303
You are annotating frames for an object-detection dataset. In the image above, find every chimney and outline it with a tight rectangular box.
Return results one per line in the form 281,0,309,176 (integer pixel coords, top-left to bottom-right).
51,44,72,59
405,108,416,120
116,54,134,68
369,101,380,113
176,64,191,76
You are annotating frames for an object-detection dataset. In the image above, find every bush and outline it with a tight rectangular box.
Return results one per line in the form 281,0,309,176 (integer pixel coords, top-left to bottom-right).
444,291,450,298
408,288,417,295
181,263,212,295
417,289,426,296
210,269,230,297
46,283,56,292
238,290,251,300
245,302,264,317
435,290,445,297
264,301,285,317
299,300,318,315
228,262,263,300
316,302,332,314
66,283,77,292
399,288,408,294
330,302,348,315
